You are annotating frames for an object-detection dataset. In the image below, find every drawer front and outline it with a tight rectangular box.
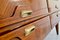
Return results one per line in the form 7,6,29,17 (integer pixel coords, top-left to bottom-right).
31,0,47,11
15,5,48,19
50,13,58,28
0,16,51,40
47,0,58,12
0,24,38,40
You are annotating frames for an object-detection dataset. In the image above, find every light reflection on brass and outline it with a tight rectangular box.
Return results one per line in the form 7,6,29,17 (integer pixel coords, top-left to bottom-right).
24,25,35,36
21,10,32,17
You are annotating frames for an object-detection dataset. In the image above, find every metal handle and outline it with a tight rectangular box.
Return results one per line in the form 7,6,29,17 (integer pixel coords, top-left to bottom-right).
21,10,32,17
24,25,35,36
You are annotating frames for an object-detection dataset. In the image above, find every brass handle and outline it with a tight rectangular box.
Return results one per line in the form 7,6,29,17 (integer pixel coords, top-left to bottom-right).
21,10,32,17
24,25,35,36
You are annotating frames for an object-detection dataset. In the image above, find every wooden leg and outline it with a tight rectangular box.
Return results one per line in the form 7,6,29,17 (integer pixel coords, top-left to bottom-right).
55,23,59,35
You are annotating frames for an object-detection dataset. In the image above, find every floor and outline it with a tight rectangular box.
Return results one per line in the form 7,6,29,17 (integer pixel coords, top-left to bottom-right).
45,22,60,40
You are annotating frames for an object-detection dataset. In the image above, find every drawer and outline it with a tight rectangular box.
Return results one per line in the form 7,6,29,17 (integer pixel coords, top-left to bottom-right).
31,0,47,11
0,16,51,40
50,13,58,28
0,23,38,40
15,5,48,19
47,0,58,12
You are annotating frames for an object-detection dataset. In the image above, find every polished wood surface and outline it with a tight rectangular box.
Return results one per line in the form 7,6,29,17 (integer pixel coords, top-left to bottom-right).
31,0,47,11
34,16,51,40
0,16,51,40
0,0,17,19
0,0,60,40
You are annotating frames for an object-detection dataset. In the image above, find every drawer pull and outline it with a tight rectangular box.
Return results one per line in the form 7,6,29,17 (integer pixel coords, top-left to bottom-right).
10,37,21,40
24,25,35,36
21,10,32,17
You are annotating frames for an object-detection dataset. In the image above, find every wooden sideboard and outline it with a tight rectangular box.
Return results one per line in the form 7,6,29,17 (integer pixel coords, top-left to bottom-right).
0,0,60,40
